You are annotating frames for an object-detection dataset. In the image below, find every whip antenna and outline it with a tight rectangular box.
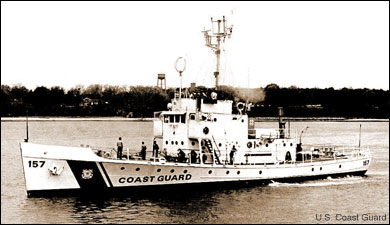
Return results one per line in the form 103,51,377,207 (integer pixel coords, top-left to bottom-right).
25,109,29,142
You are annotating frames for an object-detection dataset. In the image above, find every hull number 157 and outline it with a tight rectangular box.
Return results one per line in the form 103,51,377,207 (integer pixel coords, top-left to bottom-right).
28,160,45,168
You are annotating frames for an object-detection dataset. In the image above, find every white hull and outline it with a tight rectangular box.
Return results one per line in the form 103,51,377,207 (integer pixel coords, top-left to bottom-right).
20,143,371,196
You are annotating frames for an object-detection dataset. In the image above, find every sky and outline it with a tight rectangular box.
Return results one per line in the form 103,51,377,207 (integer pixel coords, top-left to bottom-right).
1,1,389,91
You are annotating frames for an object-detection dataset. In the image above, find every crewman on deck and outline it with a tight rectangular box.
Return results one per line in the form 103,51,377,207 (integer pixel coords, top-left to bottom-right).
117,137,123,160
230,145,237,165
190,150,197,163
140,142,147,160
177,149,186,162
153,141,160,158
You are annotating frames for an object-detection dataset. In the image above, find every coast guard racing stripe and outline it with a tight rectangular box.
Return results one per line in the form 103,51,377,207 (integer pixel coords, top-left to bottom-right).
67,160,108,189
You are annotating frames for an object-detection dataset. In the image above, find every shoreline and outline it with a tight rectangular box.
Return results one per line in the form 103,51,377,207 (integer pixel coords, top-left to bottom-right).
1,117,388,122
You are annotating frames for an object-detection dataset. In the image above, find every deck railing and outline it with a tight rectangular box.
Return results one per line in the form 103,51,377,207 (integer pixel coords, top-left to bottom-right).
88,144,370,166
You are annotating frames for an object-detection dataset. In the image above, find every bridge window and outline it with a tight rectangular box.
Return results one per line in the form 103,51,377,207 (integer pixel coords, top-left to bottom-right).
164,114,187,123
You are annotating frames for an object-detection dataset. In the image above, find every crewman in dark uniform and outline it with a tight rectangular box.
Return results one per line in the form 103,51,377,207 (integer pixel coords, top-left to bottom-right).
117,137,123,160
230,145,237,165
190,150,197,163
140,142,147,160
177,149,186,162
153,141,159,158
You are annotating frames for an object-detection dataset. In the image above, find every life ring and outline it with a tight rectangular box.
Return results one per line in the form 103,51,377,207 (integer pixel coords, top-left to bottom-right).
203,127,209,135
247,142,252,148
236,102,245,115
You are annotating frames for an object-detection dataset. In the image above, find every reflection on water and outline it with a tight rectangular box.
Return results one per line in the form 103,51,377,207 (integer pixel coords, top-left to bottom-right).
1,121,389,224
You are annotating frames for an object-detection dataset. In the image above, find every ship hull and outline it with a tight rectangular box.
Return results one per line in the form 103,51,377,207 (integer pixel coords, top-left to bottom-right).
20,143,371,197
26,170,367,197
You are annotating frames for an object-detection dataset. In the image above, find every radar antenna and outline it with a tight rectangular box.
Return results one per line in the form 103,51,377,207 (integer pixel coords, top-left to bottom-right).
202,16,233,90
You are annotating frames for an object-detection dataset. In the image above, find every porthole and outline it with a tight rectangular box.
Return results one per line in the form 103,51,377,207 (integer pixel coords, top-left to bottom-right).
175,141,178,145
265,144,268,147
192,141,195,146
157,168,161,172
183,170,187,174
214,118,217,122
166,141,168,145
320,167,322,171
120,167,125,170
219,143,222,147
241,119,244,123
283,143,286,147
181,141,184,145
136,168,140,171
290,143,293,146
339,165,342,168
170,169,175,173
208,170,212,174
237,171,240,175
190,114,195,120
226,171,230,174
171,141,174,145
311,168,314,172
259,170,262,174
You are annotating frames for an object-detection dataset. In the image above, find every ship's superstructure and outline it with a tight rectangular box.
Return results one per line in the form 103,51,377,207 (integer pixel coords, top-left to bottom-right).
19,16,371,197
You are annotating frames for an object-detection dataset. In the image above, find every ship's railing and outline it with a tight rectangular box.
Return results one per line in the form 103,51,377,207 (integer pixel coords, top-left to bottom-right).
309,146,371,159
89,145,147,160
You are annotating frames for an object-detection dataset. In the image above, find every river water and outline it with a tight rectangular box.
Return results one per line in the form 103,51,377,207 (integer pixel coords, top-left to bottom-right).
1,120,388,224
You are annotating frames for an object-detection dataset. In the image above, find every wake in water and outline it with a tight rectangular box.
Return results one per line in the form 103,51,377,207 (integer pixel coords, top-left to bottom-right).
268,175,368,188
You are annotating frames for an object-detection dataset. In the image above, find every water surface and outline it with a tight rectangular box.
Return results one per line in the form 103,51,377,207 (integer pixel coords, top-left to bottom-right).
1,120,388,224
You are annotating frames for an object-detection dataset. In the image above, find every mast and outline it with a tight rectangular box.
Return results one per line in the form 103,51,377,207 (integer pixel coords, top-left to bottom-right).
202,16,233,90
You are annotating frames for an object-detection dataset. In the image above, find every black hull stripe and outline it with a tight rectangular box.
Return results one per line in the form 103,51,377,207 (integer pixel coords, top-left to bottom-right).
99,162,113,187
66,160,108,189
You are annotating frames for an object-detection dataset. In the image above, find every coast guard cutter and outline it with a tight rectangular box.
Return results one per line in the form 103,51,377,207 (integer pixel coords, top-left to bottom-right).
20,16,371,197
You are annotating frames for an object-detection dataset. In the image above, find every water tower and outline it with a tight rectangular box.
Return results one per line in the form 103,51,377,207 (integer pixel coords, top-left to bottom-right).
157,73,166,90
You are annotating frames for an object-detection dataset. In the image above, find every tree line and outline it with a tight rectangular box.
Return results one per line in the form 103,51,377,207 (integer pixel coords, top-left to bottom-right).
1,84,388,118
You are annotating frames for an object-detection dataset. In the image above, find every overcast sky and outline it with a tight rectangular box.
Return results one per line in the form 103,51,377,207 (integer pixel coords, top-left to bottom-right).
2,1,389,90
